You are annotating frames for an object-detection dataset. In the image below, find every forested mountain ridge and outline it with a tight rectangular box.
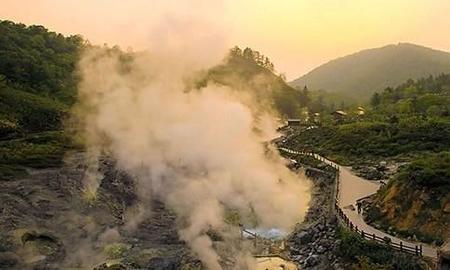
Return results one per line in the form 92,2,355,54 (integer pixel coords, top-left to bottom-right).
0,20,83,136
290,43,450,101
198,46,305,118
281,74,450,246
0,20,84,178
0,21,305,180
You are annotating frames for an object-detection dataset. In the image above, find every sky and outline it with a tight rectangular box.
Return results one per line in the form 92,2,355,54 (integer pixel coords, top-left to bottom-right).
1,0,450,80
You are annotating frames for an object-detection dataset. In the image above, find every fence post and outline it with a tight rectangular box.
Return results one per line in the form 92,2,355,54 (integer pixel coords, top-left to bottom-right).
415,245,418,256
400,241,403,251
361,230,365,238
420,245,422,256
372,233,375,240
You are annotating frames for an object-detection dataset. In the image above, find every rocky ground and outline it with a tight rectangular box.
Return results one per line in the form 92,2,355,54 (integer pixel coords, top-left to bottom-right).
282,153,350,270
282,153,348,269
352,160,403,181
0,151,201,270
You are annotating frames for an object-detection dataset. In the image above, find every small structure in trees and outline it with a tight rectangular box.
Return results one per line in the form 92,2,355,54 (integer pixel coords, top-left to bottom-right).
331,110,347,121
313,112,321,124
356,106,366,116
287,119,301,126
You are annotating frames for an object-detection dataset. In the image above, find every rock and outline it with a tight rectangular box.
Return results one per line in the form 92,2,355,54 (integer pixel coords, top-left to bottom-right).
316,224,325,232
0,252,20,268
377,161,387,171
316,245,326,254
304,254,319,267
356,166,385,180
145,257,180,270
444,203,450,214
94,262,127,270
295,231,313,245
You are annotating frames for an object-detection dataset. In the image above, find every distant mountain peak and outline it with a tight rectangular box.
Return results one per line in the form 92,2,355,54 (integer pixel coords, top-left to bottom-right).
290,43,450,101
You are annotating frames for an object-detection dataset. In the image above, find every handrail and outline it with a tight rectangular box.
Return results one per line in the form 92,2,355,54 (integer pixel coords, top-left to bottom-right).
278,147,425,257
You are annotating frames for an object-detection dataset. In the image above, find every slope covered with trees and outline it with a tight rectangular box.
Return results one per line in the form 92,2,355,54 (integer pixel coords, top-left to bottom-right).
198,46,305,118
0,21,306,180
281,74,450,245
291,43,450,101
0,20,83,178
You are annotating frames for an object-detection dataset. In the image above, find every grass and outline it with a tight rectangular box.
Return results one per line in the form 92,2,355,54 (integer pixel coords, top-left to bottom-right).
0,131,76,180
337,227,426,270
365,156,450,245
282,117,450,165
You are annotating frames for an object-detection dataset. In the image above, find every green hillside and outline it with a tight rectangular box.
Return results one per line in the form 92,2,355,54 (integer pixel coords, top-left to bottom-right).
281,74,450,245
198,46,304,118
0,20,83,179
290,43,450,101
0,21,304,180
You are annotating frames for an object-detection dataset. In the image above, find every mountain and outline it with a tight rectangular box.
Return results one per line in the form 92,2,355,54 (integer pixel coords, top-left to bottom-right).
290,43,450,101
0,20,83,178
281,74,450,245
0,20,83,136
198,46,304,118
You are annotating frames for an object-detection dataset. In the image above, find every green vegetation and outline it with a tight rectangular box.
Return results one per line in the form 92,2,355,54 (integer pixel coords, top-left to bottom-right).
0,20,82,102
338,228,426,270
291,43,450,101
0,131,72,179
365,153,450,244
400,152,450,188
283,74,450,246
0,20,83,179
284,74,450,163
284,117,450,165
198,46,305,118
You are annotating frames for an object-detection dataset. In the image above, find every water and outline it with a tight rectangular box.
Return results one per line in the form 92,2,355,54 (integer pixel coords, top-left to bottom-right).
243,228,288,240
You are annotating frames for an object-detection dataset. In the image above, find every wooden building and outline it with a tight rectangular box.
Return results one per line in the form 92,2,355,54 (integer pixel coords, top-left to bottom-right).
287,119,301,126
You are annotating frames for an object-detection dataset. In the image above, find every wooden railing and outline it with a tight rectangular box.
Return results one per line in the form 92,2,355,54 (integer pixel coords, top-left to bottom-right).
278,147,424,257
334,203,423,256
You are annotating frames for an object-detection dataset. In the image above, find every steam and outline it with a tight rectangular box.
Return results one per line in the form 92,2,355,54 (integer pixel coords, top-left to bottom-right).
73,4,310,268
75,46,310,269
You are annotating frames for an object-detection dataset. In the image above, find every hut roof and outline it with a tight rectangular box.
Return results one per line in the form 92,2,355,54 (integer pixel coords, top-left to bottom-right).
332,110,347,116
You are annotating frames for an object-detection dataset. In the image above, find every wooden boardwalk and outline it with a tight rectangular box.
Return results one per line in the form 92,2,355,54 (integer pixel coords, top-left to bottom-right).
278,147,438,258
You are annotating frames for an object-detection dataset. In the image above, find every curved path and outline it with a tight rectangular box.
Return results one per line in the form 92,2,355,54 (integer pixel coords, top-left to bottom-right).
278,148,438,258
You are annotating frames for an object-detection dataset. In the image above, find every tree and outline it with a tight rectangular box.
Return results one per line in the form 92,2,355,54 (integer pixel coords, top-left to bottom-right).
371,92,381,107
243,47,253,60
299,86,310,107
229,46,242,57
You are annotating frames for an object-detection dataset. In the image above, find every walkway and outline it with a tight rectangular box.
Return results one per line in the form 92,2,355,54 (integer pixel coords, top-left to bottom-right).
278,148,438,258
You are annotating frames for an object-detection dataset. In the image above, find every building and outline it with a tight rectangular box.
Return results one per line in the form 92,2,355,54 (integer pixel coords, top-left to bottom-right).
287,119,301,126
356,106,365,116
331,110,347,121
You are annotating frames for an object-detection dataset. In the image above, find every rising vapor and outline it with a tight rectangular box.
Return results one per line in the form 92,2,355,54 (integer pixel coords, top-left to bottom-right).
72,3,311,268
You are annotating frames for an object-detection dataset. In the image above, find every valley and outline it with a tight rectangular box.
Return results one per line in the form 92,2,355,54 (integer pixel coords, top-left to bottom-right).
1,10,450,270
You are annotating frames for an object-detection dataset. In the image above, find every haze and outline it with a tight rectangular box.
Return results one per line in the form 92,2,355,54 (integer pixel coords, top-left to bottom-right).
1,0,450,79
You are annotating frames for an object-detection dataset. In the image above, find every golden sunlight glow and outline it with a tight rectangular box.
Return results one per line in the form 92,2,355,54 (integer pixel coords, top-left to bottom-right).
1,0,449,79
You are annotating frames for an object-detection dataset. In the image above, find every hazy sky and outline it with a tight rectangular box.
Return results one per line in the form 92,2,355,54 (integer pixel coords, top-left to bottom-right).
1,0,450,79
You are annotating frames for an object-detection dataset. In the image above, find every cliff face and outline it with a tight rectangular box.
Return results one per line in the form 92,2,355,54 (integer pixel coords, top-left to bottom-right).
366,180,450,245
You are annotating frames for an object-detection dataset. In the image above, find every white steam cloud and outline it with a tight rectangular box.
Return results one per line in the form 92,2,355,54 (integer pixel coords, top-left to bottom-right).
73,3,310,268
75,46,310,269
